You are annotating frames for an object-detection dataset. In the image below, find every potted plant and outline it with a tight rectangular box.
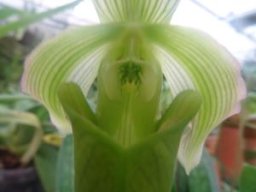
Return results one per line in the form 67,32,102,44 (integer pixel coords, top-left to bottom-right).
241,54,256,166
0,95,43,192
215,113,244,184
215,51,256,184
243,115,256,165
242,92,256,166
0,2,85,191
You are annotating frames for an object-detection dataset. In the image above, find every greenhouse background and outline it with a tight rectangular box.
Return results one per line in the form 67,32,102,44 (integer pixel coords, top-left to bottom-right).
0,0,256,192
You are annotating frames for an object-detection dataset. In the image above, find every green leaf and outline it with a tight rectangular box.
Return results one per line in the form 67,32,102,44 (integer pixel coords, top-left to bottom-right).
175,161,189,192
93,0,180,23
175,150,220,192
58,83,201,192
0,94,32,102
21,24,123,133
188,150,219,192
240,164,256,192
0,5,25,20
35,142,59,192
56,134,74,192
0,0,82,38
144,24,246,172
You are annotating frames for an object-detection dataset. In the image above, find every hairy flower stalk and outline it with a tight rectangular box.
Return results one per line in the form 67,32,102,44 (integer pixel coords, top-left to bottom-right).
21,0,246,191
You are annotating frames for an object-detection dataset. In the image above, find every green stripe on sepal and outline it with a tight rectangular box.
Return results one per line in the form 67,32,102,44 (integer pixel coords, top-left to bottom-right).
58,84,201,192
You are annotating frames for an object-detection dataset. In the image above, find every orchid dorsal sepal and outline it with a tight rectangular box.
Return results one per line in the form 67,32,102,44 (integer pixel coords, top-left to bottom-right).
93,0,180,24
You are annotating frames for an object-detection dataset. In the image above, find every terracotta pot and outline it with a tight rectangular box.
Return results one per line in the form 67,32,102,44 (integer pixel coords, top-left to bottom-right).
215,114,243,183
0,166,43,192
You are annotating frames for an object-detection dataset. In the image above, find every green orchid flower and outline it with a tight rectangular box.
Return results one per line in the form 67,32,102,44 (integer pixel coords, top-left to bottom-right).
21,0,245,191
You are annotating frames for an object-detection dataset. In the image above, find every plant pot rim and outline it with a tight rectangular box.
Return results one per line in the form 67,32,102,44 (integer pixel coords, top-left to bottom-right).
0,165,36,177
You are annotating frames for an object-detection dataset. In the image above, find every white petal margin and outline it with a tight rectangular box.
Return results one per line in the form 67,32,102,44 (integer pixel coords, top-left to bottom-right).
21,24,123,133
145,24,246,173
93,0,180,23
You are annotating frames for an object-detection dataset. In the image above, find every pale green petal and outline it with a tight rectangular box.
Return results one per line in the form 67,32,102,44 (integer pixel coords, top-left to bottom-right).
144,24,246,172
21,24,123,133
93,0,180,23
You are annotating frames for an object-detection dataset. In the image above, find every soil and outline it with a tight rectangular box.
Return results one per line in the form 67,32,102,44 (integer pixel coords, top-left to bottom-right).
0,148,21,169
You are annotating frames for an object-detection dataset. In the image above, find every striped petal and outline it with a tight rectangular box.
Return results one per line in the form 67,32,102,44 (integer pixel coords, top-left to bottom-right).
93,0,180,23
21,24,123,133
144,24,246,173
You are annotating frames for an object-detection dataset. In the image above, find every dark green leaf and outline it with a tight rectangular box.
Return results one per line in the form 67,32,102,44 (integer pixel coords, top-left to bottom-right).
175,150,220,192
56,134,74,192
35,142,59,192
240,164,256,192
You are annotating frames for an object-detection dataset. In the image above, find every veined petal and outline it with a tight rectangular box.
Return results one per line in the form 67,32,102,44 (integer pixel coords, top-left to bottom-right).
144,24,246,173
93,0,180,24
21,24,123,133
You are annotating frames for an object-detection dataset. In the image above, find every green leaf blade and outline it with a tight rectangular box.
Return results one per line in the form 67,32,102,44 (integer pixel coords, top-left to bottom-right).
35,142,59,192
176,150,220,192
240,164,256,192
56,134,74,192
0,0,82,38
0,5,24,20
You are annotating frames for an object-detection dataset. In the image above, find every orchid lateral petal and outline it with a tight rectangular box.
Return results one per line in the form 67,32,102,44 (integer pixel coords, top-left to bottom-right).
157,90,202,132
58,83,97,125
145,24,246,173
93,0,180,24
21,24,123,133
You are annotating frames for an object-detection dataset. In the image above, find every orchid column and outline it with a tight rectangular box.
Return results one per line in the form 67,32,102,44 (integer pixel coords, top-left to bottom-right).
21,0,245,192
